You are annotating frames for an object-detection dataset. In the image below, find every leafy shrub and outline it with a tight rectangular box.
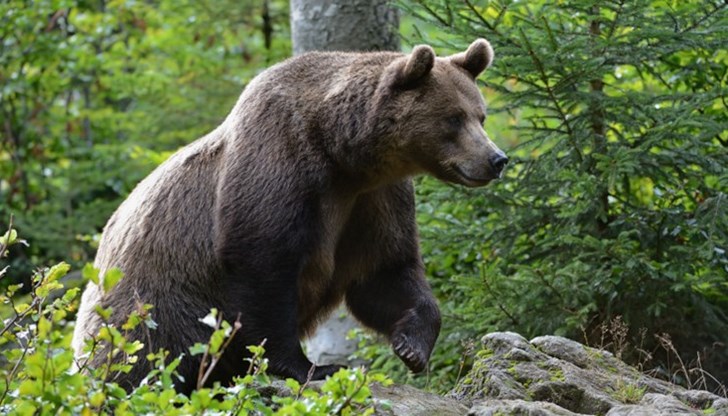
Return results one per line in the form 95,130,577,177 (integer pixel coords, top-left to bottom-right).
0,225,391,415
0,0,291,277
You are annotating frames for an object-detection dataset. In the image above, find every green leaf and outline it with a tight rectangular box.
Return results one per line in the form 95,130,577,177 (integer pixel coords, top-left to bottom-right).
0,229,17,246
189,343,207,356
94,305,113,320
46,262,70,282
83,263,100,285
62,287,80,303
102,268,124,292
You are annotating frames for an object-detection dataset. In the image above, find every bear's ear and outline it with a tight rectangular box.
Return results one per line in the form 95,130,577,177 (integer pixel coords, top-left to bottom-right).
449,38,494,79
385,44,435,88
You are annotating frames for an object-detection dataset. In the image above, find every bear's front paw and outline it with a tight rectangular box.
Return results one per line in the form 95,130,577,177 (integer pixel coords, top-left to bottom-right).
392,332,429,373
390,305,439,373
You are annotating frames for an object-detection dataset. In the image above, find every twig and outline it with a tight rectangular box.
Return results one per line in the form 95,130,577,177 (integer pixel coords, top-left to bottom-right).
413,0,450,27
479,268,519,326
0,339,29,405
293,363,317,400
680,1,726,34
518,27,584,163
245,337,267,376
334,370,369,416
0,294,41,339
0,215,13,256
197,312,242,389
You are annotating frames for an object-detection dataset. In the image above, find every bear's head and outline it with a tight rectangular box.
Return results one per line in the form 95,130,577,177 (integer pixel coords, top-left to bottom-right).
380,39,508,187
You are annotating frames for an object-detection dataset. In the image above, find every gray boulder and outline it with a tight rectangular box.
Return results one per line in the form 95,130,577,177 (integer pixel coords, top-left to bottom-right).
450,332,724,416
469,399,590,416
369,383,468,416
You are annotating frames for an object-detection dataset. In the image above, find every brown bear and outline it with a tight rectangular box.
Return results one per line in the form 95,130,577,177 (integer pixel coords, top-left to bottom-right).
72,39,507,394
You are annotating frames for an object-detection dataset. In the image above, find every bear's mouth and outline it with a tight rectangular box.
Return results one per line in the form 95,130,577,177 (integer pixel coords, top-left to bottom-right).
451,165,492,187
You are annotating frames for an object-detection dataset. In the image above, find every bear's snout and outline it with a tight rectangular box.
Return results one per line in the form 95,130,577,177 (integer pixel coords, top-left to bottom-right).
489,152,509,178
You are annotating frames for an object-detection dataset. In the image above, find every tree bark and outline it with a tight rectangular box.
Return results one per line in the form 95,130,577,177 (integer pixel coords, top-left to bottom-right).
290,0,400,55
589,6,609,234
290,0,400,367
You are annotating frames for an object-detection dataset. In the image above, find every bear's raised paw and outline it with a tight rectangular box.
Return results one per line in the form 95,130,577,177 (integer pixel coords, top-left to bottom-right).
392,332,429,373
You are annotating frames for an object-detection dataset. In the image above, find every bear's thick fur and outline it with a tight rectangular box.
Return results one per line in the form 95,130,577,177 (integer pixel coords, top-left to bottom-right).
72,39,507,394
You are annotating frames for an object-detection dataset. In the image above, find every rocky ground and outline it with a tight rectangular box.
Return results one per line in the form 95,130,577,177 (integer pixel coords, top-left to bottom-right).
364,332,728,415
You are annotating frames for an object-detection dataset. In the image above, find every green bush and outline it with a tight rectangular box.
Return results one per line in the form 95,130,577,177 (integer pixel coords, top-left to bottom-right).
0,226,391,415
394,0,728,391
0,0,291,276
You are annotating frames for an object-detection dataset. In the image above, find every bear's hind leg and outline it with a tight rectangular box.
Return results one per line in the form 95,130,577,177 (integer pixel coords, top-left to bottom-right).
222,263,345,383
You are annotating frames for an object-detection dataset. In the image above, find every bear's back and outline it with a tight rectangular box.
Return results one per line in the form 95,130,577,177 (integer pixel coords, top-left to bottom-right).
94,130,227,287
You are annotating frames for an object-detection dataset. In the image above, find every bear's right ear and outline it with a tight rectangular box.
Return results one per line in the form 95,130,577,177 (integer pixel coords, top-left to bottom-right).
384,45,435,89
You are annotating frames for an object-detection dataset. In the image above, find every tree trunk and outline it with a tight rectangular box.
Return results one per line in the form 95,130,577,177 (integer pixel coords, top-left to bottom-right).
290,0,400,55
290,0,400,367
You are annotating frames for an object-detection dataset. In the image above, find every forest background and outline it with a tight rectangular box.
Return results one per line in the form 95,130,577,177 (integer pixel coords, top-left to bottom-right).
0,0,726,407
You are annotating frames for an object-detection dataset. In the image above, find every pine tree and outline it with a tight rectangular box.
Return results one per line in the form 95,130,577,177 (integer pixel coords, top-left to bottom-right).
404,0,728,387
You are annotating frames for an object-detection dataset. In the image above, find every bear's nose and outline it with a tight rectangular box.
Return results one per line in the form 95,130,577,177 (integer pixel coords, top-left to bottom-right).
490,153,509,177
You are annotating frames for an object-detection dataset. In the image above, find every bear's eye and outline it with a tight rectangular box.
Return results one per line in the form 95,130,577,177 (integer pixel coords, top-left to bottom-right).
478,114,486,125
446,115,462,130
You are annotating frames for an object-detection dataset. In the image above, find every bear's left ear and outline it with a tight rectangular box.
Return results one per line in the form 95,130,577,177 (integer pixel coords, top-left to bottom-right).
449,38,494,79
384,45,435,88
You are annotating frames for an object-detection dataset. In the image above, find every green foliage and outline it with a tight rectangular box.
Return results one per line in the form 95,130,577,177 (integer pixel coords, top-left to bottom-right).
609,381,647,404
393,0,728,391
0,0,290,276
0,229,391,415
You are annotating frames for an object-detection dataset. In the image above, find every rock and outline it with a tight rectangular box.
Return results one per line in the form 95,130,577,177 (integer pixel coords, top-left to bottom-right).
293,331,726,415
256,379,294,400
262,378,466,415
641,393,701,414
305,306,361,367
606,404,673,416
469,399,590,416
450,332,726,416
482,332,532,354
712,401,728,416
369,383,468,416
713,398,728,411
529,380,616,415
674,389,725,410
607,393,701,415
531,335,591,368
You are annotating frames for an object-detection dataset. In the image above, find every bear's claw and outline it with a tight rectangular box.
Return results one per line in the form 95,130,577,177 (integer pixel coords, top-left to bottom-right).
392,333,428,373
